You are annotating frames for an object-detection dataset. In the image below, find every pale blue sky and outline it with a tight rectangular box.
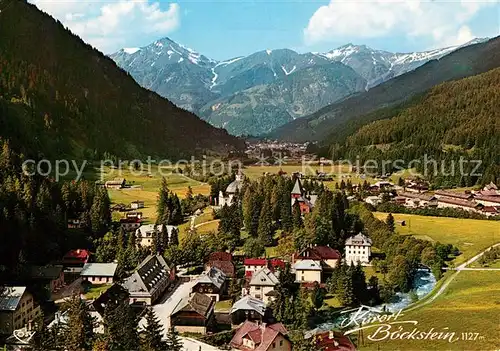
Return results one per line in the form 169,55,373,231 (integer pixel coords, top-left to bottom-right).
31,0,500,60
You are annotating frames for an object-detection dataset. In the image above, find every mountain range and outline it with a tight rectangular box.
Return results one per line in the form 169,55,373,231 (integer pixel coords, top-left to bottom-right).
111,38,486,136
0,0,243,160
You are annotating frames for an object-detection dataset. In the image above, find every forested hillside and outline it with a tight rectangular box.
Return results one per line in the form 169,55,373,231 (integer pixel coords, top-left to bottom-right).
0,0,244,159
269,36,500,143
334,68,500,186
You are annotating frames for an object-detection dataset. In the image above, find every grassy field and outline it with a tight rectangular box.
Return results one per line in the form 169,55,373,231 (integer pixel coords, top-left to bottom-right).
374,213,500,265
102,166,209,223
360,271,500,350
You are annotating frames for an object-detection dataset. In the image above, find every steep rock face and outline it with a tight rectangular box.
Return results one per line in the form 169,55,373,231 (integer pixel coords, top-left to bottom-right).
111,36,487,136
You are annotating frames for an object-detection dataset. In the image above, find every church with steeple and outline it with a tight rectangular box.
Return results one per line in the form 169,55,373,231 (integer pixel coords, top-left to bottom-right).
291,178,317,214
218,172,244,207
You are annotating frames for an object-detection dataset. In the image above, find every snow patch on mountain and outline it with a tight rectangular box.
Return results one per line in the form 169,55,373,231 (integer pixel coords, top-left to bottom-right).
281,65,296,76
123,47,140,54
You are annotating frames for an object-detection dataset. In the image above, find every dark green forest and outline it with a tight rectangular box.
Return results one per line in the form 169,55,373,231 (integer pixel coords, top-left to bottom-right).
329,67,500,186
0,0,244,160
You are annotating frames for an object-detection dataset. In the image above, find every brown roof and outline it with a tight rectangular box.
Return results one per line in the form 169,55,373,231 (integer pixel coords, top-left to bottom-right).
208,252,233,262
173,293,214,318
437,197,482,208
474,195,500,204
230,321,288,351
207,260,235,278
398,191,436,202
435,190,473,200
297,246,341,261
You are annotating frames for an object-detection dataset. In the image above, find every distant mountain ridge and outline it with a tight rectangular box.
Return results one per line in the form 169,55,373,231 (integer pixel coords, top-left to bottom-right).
111,38,486,136
269,36,500,144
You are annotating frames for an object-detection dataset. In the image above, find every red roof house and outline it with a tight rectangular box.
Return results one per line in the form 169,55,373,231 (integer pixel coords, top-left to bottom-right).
209,252,233,262
244,259,285,277
312,331,356,351
230,321,291,351
62,249,90,267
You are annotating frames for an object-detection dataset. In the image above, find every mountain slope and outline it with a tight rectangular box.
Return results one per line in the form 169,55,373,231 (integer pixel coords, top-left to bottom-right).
337,67,500,186
111,38,483,136
200,63,366,135
0,0,243,159
269,36,500,143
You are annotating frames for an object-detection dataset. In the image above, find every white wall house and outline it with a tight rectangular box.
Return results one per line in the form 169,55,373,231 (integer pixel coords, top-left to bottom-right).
218,173,244,207
345,233,372,266
248,267,279,305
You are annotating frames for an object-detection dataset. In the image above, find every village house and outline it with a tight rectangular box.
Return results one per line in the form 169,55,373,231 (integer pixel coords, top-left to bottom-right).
230,321,291,351
61,249,90,277
244,258,285,278
364,196,382,207
135,224,178,248
345,233,373,265
436,197,484,213
0,286,41,335
230,295,270,326
123,255,176,305
126,211,143,220
434,190,474,201
292,259,322,283
105,178,126,189
291,178,316,214
191,266,227,302
111,203,127,212
474,195,500,207
396,191,438,208
219,172,245,207
130,200,145,209
28,265,65,294
170,293,215,335
205,252,236,279
120,217,142,232
307,330,356,351
80,263,118,285
292,246,341,282
248,267,279,305
369,181,394,193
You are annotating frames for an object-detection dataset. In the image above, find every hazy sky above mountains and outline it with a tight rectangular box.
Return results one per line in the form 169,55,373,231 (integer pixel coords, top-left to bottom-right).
31,0,499,59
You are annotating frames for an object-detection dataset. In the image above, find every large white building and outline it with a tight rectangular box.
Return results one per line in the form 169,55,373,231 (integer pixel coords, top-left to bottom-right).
345,233,372,265
218,173,244,207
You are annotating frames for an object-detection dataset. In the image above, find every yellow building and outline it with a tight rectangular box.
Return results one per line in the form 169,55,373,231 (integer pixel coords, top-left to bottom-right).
0,286,41,335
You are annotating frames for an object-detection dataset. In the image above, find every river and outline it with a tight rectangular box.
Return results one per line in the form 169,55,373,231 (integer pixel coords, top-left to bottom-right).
316,269,437,331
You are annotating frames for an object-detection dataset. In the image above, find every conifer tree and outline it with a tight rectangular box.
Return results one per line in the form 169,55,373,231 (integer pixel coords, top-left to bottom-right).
257,197,273,246
157,177,169,222
292,201,303,229
61,295,95,351
165,326,182,351
141,307,166,351
386,213,395,232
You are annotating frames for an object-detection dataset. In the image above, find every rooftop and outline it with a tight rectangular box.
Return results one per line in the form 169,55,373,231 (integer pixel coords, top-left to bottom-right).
345,233,373,247
172,292,214,317
293,259,322,271
80,263,118,277
0,286,26,311
231,295,266,316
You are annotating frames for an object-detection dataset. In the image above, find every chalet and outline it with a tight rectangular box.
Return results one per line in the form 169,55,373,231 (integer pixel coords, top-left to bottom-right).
291,178,316,214
474,195,500,207
170,293,215,335
230,295,270,326
191,267,227,302
481,206,500,217
434,190,474,201
396,192,437,208
126,211,143,220
292,246,341,282
111,203,127,212
219,172,245,207
80,263,118,285
205,253,236,279
120,217,142,232
105,178,126,189
67,219,85,229
28,265,65,294
345,233,373,265
135,224,178,248
123,255,176,305
230,321,291,351
248,267,279,305
244,259,285,278
308,330,356,351
370,181,394,193
437,197,483,213
0,286,41,335
293,259,322,283
130,200,145,209
62,249,90,275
